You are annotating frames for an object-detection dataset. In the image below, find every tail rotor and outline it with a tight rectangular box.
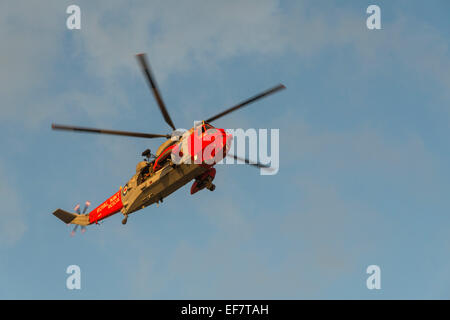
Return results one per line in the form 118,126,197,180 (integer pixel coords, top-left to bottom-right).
70,201,91,236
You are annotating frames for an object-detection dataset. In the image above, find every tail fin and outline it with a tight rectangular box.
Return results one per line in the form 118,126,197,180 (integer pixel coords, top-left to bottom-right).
53,209,90,226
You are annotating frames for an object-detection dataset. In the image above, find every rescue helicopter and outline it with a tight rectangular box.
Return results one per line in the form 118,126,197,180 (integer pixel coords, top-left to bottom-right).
52,53,285,235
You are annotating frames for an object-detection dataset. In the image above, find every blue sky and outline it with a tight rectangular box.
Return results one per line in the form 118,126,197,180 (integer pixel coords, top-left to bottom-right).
1,0,450,299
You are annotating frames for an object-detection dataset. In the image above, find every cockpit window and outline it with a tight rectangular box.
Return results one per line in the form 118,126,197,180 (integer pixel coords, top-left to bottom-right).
202,123,213,133
196,126,203,136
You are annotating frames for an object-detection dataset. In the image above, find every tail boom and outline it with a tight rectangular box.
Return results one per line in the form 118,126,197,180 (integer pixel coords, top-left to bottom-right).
53,190,124,227
53,209,91,226
88,190,123,224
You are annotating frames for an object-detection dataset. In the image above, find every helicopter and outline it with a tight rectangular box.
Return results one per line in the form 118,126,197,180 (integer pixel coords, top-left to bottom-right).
52,53,285,234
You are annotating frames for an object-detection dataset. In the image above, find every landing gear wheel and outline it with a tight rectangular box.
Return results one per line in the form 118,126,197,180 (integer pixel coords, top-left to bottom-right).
207,184,216,191
122,216,128,225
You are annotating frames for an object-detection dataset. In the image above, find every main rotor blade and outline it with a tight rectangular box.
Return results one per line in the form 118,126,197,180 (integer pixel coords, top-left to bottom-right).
205,84,286,123
52,124,170,139
227,154,274,171
136,53,176,131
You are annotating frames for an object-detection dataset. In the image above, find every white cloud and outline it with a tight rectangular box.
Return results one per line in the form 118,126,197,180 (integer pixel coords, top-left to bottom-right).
1,1,449,127
0,163,27,246
1,0,450,298
0,1,65,119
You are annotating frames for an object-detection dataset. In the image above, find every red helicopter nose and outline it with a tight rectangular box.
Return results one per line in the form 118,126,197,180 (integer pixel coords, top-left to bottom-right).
216,129,233,159
201,128,232,164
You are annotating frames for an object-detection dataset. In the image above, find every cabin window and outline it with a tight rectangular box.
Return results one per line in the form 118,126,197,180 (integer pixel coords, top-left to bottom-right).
202,123,213,133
